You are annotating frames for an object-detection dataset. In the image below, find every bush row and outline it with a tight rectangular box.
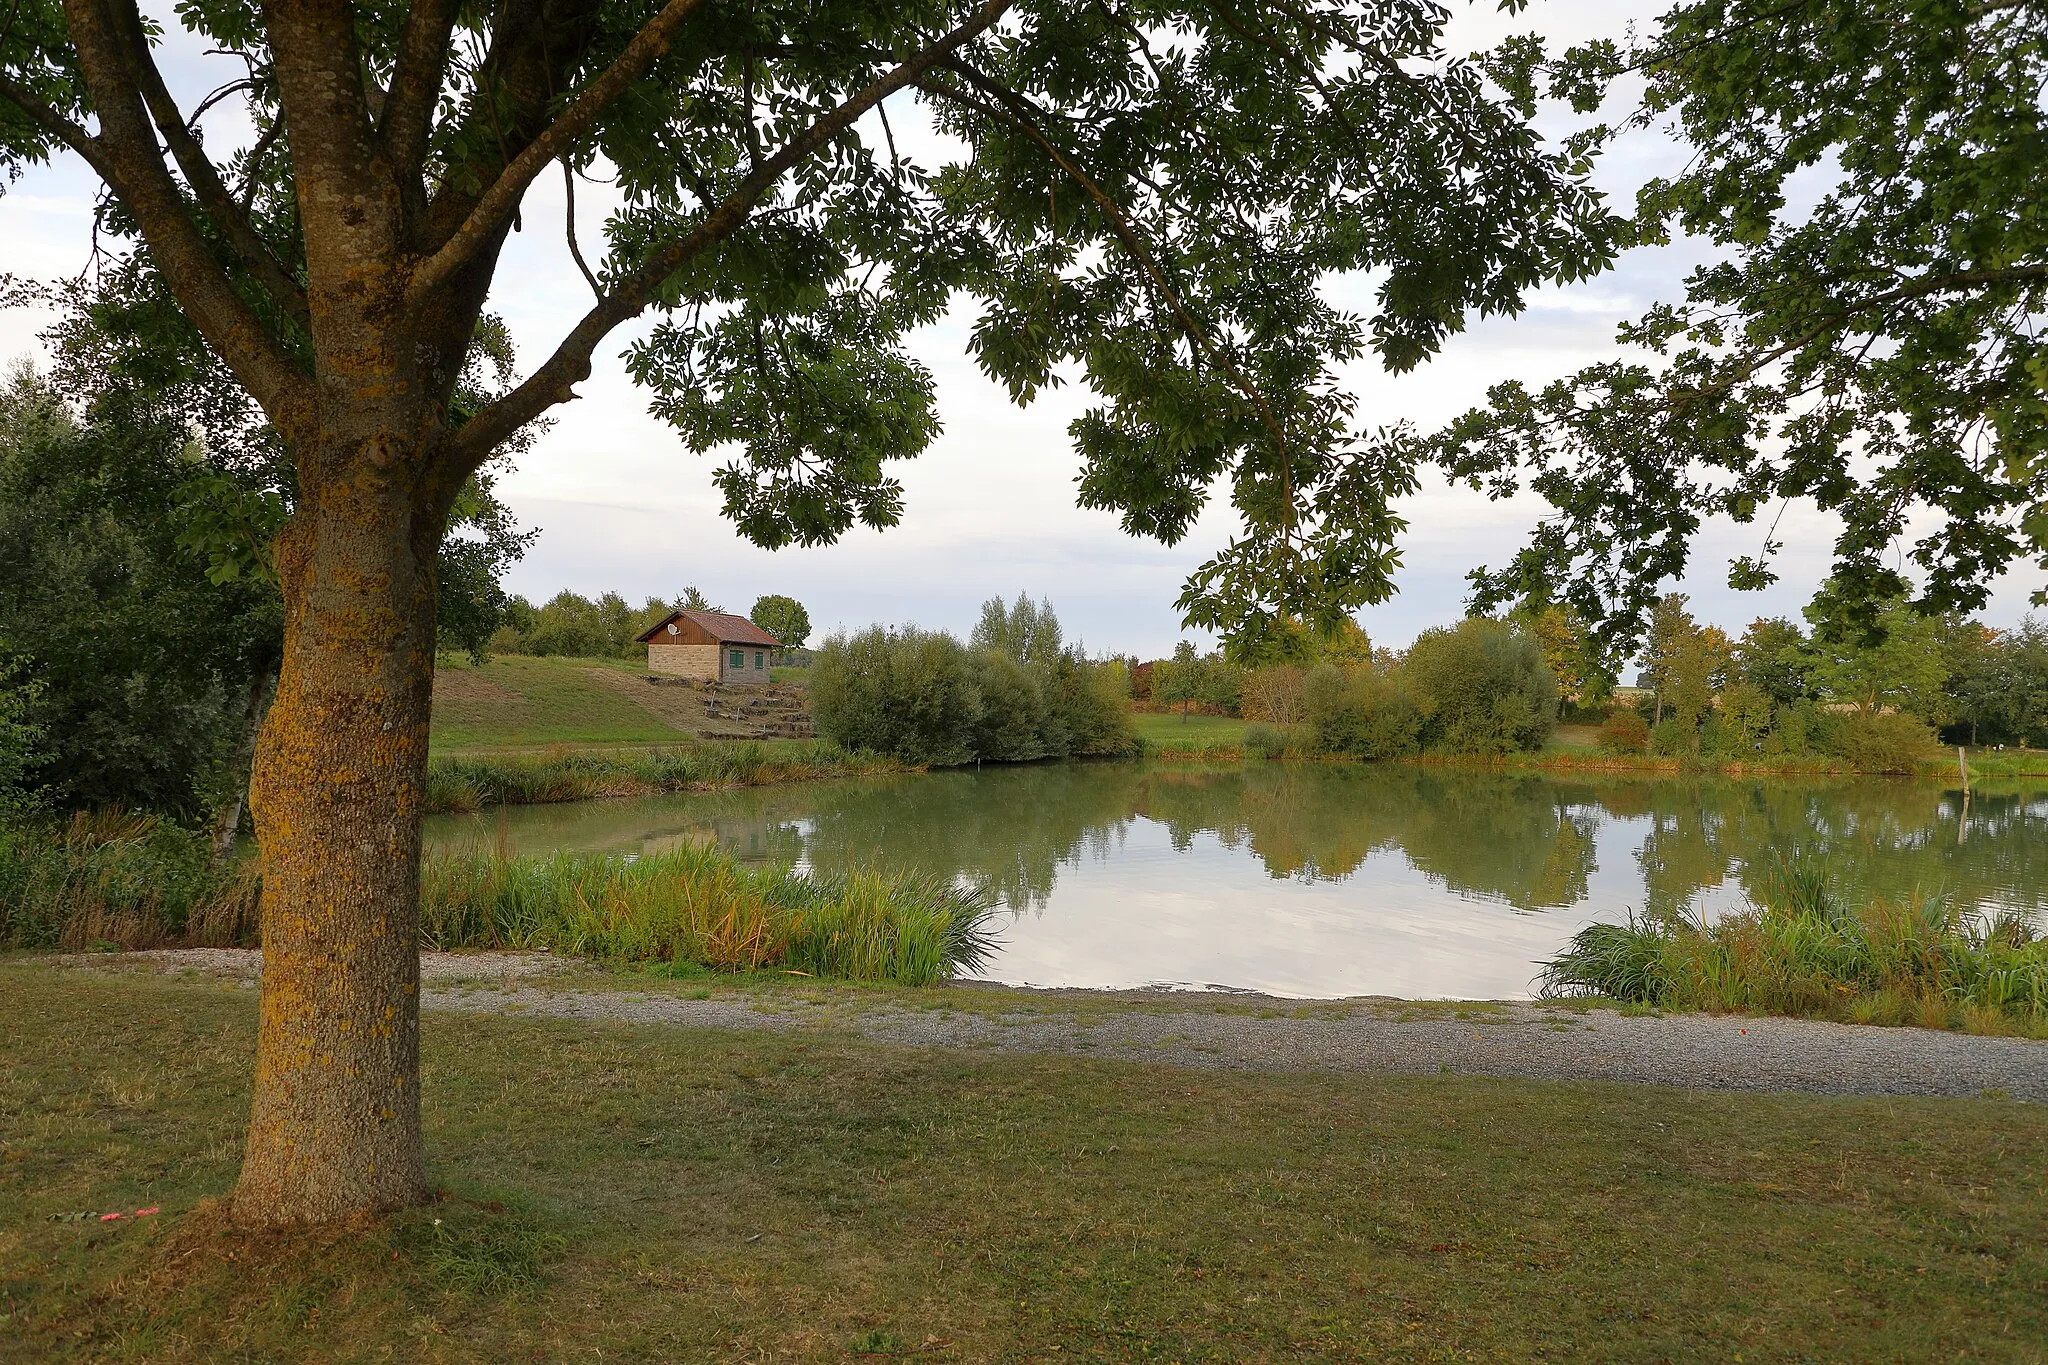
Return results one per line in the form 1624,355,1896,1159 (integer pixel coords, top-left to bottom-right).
1238,618,1559,760
1597,701,1943,773
810,626,1136,766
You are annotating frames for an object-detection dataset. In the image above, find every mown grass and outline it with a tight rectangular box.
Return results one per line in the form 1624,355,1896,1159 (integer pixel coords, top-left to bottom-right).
1543,861,2048,1035
1135,711,1247,751
3,967,2045,1362
421,842,995,984
423,740,903,814
430,654,688,752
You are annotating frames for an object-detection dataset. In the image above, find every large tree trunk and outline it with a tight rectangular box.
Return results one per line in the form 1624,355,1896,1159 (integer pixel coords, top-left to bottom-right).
232,451,442,1226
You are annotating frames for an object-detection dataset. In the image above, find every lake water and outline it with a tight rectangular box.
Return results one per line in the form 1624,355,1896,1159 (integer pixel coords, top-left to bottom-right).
423,763,2048,999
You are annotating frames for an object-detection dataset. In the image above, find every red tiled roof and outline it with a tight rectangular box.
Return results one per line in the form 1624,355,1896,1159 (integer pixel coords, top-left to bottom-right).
635,608,782,647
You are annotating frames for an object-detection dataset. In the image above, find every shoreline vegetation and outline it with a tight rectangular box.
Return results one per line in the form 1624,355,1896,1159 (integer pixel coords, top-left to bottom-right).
0,813,994,986
1136,730,2048,780
423,740,910,815
1541,860,2048,1038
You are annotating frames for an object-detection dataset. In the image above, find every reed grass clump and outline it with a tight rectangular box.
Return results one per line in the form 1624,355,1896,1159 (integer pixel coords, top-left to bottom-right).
423,741,901,814
0,811,260,950
419,842,997,984
1541,861,2048,1032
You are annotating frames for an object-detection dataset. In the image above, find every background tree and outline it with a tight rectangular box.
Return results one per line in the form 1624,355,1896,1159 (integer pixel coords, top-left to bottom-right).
1734,618,1812,709
1804,597,1951,721
1153,642,1203,722
971,594,1063,668
1662,623,1731,740
1950,620,2048,747
1402,617,1557,755
1435,0,2048,661
0,0,1618,1225
1519,604,1610,713
1638,594,1697,725
0,363,276,817
750,594,811,654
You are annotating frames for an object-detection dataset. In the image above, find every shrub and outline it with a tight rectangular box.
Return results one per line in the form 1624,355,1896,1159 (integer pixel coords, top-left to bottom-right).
1302,666,1422,759
810,622,1134,766
1242,723,1289,759
1242,666,1308,724
1715,680,1775,756
1648,717,1692,756
1403,618,1557,754
1596,708,1649,754
1831,710,1940,773
811,627,980,765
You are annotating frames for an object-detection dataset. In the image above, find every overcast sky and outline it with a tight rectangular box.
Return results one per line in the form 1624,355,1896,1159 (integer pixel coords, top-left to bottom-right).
4,1,2042,657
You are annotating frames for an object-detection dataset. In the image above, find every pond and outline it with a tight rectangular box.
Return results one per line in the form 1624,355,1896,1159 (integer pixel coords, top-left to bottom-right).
423,763,2048,999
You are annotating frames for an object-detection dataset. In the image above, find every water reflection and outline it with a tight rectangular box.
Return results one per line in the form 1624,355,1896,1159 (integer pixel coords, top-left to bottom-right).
426,763,2048,997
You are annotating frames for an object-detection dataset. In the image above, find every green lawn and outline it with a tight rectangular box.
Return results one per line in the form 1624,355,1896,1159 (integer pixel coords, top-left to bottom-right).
1137,710,1248,750
4,965,2044,1362
431,654,684,754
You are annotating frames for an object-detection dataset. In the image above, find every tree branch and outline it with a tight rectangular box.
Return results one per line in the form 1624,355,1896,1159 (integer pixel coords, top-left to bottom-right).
380,0,461,179
107,0,310,329
59,0,312,430
445,0,1016,470
563,160,601,297
0,70,124,185
409,0,712,303
924,57,1290,459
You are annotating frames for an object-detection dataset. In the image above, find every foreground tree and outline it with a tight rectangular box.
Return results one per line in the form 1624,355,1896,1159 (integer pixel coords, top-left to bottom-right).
1,0,1617,1224
1437,0,2048,660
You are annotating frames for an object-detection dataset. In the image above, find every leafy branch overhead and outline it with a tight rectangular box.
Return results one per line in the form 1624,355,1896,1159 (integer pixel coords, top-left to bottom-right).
1,0,1620,651
1435,0,2048,664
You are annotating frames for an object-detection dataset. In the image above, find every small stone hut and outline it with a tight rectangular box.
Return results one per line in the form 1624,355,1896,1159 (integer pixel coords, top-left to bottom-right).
636,609,782,684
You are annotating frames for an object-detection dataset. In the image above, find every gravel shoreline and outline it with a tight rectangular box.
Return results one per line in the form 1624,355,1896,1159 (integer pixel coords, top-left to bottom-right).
33,948,2048,1102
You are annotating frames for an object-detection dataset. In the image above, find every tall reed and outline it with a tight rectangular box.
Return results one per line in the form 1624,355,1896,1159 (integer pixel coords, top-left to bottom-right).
424,741,902,814
1541,859,2048,1032
419,842,997,984
0,811,259,950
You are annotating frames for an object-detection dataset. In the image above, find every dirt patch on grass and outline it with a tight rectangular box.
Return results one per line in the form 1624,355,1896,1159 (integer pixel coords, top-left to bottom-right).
583,668,812,740
581,667,715,734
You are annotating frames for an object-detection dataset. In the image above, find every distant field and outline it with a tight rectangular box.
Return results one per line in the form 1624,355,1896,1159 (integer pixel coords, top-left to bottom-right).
1136,711,1247,749
431,655,701,754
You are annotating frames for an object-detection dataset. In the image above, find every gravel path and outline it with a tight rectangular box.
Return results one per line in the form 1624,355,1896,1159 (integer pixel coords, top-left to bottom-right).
41,949,2048,1102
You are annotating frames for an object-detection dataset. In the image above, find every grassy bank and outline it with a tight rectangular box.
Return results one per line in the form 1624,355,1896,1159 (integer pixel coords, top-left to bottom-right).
430,654,693,752
424,740,902,814
4,967,2044,1362
1544,863,2048,1035
421,843,994,984
1,821,989,985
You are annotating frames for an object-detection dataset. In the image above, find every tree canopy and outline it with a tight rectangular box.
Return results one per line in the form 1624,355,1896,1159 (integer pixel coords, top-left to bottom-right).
1433,0,2048,660
2,0,1621,651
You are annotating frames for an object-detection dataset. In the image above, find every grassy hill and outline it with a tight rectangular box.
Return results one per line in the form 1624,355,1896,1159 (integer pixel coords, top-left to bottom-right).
431,655,816,756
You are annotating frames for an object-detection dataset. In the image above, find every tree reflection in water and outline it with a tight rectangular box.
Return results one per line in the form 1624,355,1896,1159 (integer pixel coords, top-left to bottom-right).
427,765,2048,924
